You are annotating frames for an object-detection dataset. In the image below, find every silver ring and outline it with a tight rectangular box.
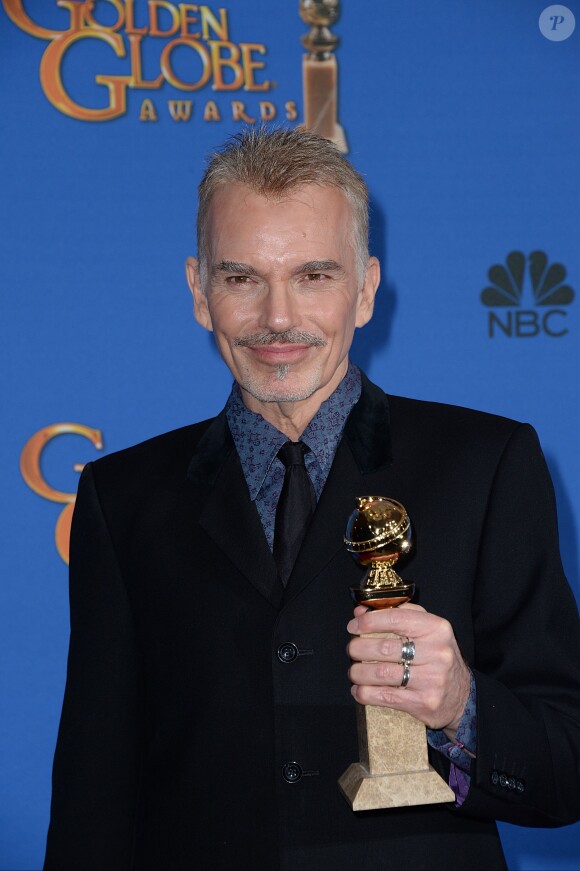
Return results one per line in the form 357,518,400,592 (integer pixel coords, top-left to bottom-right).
401,638,415,665
400,663,411,688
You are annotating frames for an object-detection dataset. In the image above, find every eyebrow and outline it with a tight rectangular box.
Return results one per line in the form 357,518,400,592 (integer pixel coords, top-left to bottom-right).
212,260,260,277
295,260,345,275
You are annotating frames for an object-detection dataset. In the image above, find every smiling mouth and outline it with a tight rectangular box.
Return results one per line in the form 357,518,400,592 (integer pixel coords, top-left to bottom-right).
246,343,314,365
233,329,327,370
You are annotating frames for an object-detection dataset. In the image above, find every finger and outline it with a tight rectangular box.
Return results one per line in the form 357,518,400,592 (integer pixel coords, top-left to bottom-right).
351,677,455,730
350,606,444,639
348,635,425,666
348,604,419,631
351,683,431,722
350,661,428,699
349,660,411,689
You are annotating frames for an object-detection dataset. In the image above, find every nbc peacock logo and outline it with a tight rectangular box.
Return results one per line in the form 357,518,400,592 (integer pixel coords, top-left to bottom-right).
481,251,575,338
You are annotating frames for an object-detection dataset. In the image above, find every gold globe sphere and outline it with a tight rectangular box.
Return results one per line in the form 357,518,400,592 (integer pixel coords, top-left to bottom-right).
344,497,415,609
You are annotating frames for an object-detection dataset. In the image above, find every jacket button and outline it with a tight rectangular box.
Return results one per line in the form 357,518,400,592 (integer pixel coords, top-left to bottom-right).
499,774,508,788
277,642,298,663
282,762,302,783
491,770,499,786
516,780,525,793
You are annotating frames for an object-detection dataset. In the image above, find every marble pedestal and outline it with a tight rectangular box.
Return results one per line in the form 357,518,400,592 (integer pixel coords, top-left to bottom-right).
339,634,454,811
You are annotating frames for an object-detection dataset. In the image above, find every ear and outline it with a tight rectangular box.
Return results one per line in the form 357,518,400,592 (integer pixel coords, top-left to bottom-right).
355,256,380,328
186,256,213,333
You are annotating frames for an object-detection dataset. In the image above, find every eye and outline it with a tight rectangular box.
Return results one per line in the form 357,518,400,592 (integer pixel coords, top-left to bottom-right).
305,273,326,282
226,275,252,285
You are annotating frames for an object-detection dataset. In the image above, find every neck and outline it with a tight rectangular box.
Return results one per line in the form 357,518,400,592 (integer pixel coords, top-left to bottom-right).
240,360,349,440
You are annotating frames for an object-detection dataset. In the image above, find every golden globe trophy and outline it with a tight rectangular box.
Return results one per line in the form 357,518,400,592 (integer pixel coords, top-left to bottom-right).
338,497,454,810
299,0,348,152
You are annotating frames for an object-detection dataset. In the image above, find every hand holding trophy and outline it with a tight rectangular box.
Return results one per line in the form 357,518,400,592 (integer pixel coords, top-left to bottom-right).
338,497,454,810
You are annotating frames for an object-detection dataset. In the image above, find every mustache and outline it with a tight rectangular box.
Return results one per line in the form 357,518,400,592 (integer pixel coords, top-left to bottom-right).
234,329,327,348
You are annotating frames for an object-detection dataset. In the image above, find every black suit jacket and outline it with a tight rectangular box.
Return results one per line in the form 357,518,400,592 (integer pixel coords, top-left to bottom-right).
44,373,580,871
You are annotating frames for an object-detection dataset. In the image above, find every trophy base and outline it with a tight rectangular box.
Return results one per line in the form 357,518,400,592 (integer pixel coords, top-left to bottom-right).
330,122,348,153
297,122,348,153
338,762,455,811
301,54,349,153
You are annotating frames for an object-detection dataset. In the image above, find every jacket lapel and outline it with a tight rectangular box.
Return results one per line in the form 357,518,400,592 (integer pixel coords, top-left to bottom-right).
186,411,281,608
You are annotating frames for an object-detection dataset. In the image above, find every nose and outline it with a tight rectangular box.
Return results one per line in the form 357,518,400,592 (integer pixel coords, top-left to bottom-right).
260,281,299,332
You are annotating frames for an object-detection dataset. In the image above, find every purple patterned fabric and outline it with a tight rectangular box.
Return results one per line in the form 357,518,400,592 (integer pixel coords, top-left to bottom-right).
226,361,476,803
427,670,477,805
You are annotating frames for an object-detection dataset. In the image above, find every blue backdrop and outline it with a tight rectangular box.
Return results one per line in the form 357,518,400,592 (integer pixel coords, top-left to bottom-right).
1,2,578,868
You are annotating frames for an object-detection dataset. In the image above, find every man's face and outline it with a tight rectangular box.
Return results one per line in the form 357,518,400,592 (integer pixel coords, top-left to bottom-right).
187,183,379,416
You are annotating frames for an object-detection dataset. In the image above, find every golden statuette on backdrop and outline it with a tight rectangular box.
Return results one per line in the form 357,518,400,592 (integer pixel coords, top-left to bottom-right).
299,0,348,152
338,496,454,811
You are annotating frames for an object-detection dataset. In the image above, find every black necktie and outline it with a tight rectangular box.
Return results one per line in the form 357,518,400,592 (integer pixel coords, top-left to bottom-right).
273,441,316,586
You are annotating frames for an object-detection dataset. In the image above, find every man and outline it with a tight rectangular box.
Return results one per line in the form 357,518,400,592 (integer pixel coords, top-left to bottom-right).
44,128,580,871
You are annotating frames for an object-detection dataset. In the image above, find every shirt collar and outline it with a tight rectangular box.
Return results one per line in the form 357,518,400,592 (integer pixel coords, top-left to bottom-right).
225,362,362,501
